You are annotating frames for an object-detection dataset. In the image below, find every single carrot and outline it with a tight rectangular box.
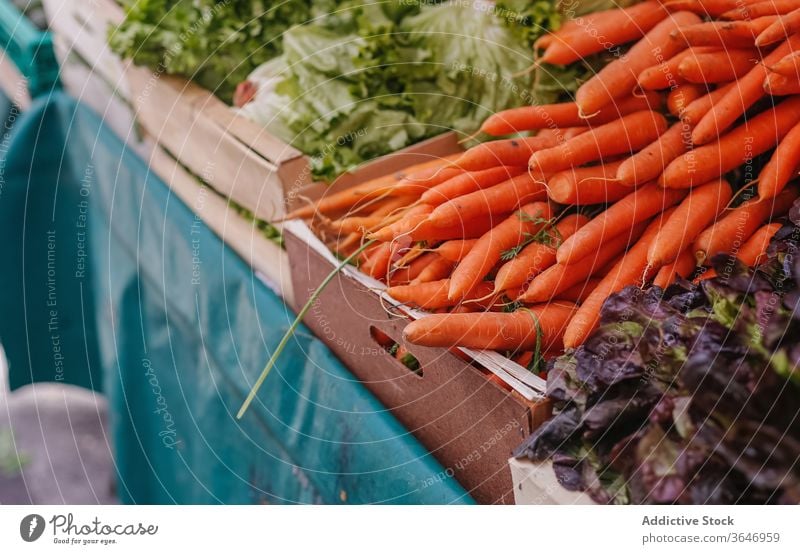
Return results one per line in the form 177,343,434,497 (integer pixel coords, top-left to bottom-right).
662,95,800,187
693,186,797,262
691,36,800,145
392,166,464,196
557,184,687,265
616,122,691,186
388,252,436,286
638,47,715,90
647,178,733,266
329,215,392,235
563,212,672,348
680,81,735,125
360,242,394,280
660,0,756,18
575,11,701,115
528,111,668,176
409,211,510,242
403,303,578,351
556,278,603,304
678,48,757,83
737,222,782,265
722,0,800,19
368,204,434,241
479,92,663,136
538,1,669,65
494,214,590,293
411,256,455,285
448,202,553,300
519,222,649,303
420,166,527,206
674,17,777,48
387,279,494,310
426,173,548,229
653,249,697,287
770,50,800,77
547,161,632,204
758,120,800,200
764,72,800,95
436,239,479,262
756,7,800,46
667,83,707,117
451,136,558,170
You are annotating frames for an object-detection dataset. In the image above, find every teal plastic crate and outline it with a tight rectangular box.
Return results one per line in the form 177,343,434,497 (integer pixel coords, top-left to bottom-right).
0,0,59,98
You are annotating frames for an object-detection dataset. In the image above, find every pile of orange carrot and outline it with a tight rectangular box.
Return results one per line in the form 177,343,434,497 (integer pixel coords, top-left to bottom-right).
286,0,800,364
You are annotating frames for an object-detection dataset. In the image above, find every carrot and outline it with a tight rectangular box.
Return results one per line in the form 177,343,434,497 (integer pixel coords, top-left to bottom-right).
737,222,782,265
420,166,527,206
759,120,800,200
538,1,669,65
448,202,553,300
653,249,697,287
557,184,687,265
368,204,434,241
638,47,714,90
575,11,701,115
756,7,800,46
691,36,800,145
360,242,394,280
660,0,757,18
722,0,800,19
426,173,547,229
411,256,455,285
770,50,800,77
387,279,494,310
479,92,663,136
678,48,758,83
494,214,590,293
680,81,735,125
556,278,603,304
693,186,797,262
764,72,800,95
667,83,706,117
535,127,586,143
674,17,777,48
409,211,510,242
451,136,558,170
392,166,464,196
528,111,668,176
436,239,479,262
388,252,436,286
662,95,800,187
329,215,392,235
403,303,578,351
519,222,649,303
547,161,632,204
616,122,691,186
563,212,672,348
647,178,733,266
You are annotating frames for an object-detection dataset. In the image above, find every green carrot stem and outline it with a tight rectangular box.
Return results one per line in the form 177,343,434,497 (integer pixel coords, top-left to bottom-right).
237,239,376,419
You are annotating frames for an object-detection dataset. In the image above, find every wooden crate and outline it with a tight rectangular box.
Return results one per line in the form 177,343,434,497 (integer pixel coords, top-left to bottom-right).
42,0,128,95
123,64,462,223
284,220,553,505
144,136,293,304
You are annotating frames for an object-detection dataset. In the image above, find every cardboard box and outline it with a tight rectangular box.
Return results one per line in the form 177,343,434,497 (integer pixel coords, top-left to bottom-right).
284,220,552,505
509,458,595,505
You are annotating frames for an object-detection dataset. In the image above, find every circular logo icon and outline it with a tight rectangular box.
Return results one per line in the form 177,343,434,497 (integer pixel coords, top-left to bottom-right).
20,514,45,542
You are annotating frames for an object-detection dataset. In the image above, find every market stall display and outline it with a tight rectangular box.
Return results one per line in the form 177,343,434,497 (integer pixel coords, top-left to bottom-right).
270,0,800,503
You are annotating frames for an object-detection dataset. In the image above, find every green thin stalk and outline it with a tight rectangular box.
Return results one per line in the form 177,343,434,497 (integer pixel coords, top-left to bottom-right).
237,239,376,419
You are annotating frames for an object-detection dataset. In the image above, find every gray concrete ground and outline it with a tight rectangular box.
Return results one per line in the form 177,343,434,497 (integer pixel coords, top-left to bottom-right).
0,347,117,504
